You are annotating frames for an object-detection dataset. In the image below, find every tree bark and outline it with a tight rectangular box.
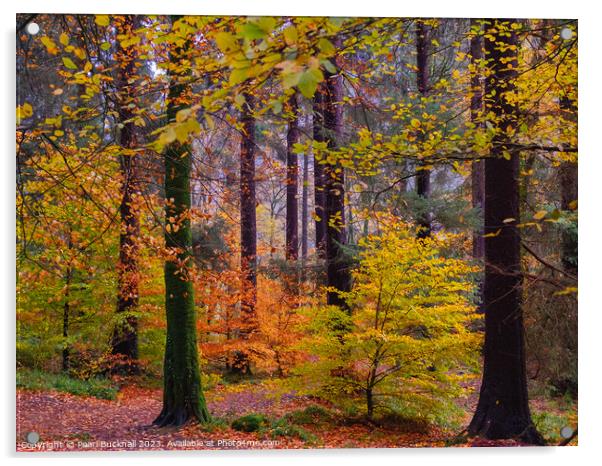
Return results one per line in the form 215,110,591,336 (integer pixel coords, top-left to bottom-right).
154,15,210,427
285,93,300,261
301,149,309,262
112,15,140,371
468,19,543,445
236,89,258,374
559,95,578,275
321,66,351,310
415,20,432,239
470,18,485,260
313,89,327,257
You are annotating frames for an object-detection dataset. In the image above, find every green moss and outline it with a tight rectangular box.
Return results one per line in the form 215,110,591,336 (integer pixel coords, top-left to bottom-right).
231,413,269,432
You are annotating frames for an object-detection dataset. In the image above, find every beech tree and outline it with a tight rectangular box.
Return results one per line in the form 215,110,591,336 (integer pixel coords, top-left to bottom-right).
111,15,141,370
154,16,210,427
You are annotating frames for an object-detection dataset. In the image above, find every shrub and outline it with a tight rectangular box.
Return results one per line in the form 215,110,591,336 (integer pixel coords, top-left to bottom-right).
285,405,333,425
231,413,269,432
290,218,481,425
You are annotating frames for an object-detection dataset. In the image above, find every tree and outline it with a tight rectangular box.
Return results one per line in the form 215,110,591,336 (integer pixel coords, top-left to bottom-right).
469,18,485,260
154,16,210,427
294,218,479,421
468,19,543,445
321,68,351,310
111,15,141,371
415,19,432,239
285,92,300,261
236,89,259,374
312,88,327,257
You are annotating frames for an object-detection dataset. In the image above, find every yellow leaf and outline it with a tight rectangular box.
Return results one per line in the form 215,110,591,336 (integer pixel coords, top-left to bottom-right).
410,118,421,128
62,57,77,70
59,32,69,46
533,210,547,220
95,15,110,27
52,88,64,96
175,108,192,123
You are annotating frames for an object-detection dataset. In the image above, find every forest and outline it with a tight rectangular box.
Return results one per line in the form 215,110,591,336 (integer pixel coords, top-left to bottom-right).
16,14,577,450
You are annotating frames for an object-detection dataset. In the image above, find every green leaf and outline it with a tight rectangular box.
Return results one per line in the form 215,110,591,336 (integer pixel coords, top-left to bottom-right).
241,22,266,40
229,67,250,86
283,25,298,46
62,57,77,70
317,38,335,54
297,68,324,98
214,32,238,52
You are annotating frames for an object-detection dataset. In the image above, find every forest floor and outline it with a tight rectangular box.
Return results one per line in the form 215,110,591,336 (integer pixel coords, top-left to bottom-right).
16,378,578,452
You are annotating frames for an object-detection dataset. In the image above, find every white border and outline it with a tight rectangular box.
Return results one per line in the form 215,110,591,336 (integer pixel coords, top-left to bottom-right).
3,1,600,465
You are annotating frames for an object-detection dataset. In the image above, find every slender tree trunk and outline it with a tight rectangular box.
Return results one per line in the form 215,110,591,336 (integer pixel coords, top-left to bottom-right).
321,66,351,310
62,256,72,372
470,18,485,260
415,20,431,238
559,95,578,276
468,19,543,445
112,15,140,371
285,93,300,261
236,90,258,374
313,89,327,257
301,149,309,262
154,15,210,427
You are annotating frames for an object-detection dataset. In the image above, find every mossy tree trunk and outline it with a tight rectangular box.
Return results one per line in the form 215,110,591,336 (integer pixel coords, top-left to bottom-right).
154,15,210,427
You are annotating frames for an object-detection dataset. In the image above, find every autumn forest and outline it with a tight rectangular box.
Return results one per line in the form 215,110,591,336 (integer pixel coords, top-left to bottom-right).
16,14,578,450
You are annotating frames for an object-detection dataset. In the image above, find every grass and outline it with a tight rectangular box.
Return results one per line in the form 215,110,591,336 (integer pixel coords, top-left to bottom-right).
16,368,118,400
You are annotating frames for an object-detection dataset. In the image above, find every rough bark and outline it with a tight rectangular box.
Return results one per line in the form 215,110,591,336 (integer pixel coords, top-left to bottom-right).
312,89,327,257
112,15,140,370
559,95,578,276
154,16,210,427
301,149,309,262
468,19,543,445
321,67,351,311
470,18,485,259
236,90,258,374
285,93,300,261
415,20,431,238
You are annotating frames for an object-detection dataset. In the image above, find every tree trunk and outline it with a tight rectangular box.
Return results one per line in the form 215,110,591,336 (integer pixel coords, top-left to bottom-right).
154,16,210,427
321,67,352,310
301,149,309,262
468,19,543,445
313,89,327,257
415,20,431,238
285,93,300,261
559,95,578,276
112,15,140,371
236,90,258,374
470,18,485,260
